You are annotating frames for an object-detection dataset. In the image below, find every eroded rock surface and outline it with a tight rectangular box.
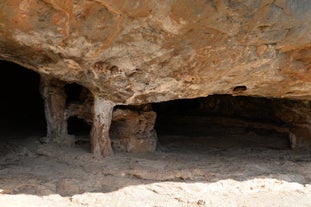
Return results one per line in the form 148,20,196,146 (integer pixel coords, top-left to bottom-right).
1,0,311,104
2,0,311,155
154,95,311,149
110,107,157,153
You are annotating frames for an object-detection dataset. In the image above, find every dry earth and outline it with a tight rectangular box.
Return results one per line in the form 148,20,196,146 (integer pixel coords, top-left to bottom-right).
0,132,311,207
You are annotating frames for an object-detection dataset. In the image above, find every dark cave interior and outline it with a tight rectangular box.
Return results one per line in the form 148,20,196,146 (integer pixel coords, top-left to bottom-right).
0,60,46,139
0,61,92,142
65,83,84,105
64,82,93,144
67,117,91,139
1,60,309,151
153,95,293,151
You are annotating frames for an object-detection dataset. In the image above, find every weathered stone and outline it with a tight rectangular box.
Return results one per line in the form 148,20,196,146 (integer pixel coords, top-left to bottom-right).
289,126,311,149
90,97,114,157
57,178,81,196
1,0,311,104
64,84,94,124
110,108,157,153
40,76,68,142
154,95,311,149
2,0,311,153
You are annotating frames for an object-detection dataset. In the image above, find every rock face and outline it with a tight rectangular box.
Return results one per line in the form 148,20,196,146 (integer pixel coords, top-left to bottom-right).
1,0,311,103
154,95,311,149
110,107,157,153
1,0,311,156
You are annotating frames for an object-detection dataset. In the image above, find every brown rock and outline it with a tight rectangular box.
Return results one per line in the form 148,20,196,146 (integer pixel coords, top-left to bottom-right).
1,0,311,103
2,0,311,155
57,178,81,196
110,108,157,153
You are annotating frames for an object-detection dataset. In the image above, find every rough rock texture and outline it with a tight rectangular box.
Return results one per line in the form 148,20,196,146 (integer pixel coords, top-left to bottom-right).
39,77,157,154
1,0,311,104
110,107,157,153
40,76,68,140
154,95,311,149
2,0,311,155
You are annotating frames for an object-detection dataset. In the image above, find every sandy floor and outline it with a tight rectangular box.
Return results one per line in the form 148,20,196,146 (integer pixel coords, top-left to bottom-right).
0,134,311,207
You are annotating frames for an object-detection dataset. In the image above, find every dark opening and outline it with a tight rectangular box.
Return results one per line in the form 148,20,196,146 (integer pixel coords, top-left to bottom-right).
153,95,291,152
233,85,247,92
65,83,83,104
67,117,91,136
64,82,93,148
67,117,91,144
0,60,46,140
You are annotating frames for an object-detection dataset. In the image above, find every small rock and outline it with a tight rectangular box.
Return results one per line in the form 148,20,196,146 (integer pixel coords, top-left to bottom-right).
57,178,81,196
197,199,206,206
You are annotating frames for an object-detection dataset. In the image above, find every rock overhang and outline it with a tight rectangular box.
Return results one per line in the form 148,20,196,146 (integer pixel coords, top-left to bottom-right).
0,0,311,105
2,0,311,156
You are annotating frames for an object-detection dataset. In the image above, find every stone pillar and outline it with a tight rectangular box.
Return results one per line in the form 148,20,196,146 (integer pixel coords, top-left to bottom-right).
40,75,68,143
90,97,114,157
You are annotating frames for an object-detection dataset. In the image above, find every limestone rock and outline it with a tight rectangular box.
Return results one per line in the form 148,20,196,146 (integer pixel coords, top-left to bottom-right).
110,108,157,153
0,0,311,104
2,1,311,154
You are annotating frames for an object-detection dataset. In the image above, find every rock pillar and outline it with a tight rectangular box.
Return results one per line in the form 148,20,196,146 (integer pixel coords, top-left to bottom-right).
40,76,68,143
90,97,114,157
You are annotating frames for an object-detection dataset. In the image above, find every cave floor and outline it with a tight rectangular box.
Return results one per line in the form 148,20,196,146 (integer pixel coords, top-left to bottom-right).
0,133,311,207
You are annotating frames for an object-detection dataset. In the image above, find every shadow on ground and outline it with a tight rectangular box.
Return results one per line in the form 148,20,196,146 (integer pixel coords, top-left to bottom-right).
0,133,310,198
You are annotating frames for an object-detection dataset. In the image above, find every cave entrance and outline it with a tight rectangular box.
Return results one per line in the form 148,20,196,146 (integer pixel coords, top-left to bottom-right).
0,60,46,142
65,83,93,147
153,95,292,152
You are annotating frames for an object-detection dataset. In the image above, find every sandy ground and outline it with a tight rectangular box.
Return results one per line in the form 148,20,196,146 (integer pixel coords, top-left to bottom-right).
0,133,311,207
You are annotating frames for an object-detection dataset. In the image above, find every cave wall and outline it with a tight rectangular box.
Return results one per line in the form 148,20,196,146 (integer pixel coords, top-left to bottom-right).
110,107,157,153
1,0,311,105
154,95,311,149
39,78,157,155
154,95,311,126
1,0,311,156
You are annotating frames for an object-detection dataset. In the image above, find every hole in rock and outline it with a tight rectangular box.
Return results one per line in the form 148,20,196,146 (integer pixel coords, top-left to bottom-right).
64,83,93,149
0,60,46,142
233,85,247,92
153,94,291,152
65,83,83,104
67,117,91,145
